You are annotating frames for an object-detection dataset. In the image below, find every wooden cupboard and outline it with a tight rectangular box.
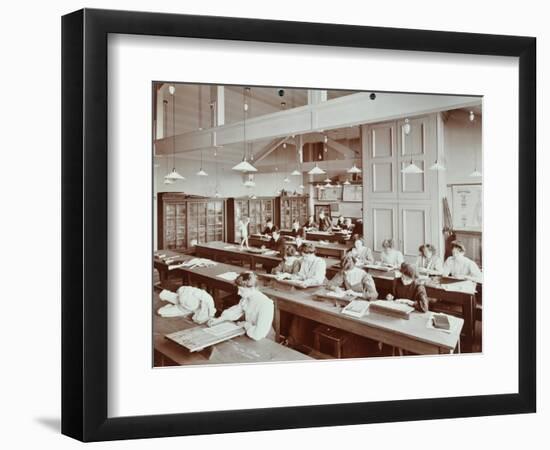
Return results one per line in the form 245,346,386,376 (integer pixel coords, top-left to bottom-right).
226,197,275,243
157,193,225,251
275,195,309,230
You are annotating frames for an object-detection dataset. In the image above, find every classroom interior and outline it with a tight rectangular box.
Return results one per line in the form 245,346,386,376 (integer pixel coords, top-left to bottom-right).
152,83,483,366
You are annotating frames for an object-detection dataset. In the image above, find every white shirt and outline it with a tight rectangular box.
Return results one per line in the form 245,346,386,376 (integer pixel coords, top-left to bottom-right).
380,249,404,267
415,255,443,272
344,267,368,286
219,290,275,340
158,286,216,323
349,246,374,264
238,221,249,239
295,255,326,286
442,255,482,282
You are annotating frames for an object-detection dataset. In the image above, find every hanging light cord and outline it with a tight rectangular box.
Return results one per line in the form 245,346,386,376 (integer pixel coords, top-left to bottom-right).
172,91,176,170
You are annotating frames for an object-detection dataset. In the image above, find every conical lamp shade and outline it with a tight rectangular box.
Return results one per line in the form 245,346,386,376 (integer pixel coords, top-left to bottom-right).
196,168,208,176
283,177,290,183
232,159,258,172
214,191,221,198
165,169,185,180
291,169,301,176
429,161,446,171
308,164,326,175
401,162,423,174
347,164,362,174
298,184,305,189
164,178,176,185
343,179,351,185
470,169,482,177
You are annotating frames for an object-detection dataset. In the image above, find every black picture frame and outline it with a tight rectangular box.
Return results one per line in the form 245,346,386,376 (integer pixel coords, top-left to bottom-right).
61,8,536,442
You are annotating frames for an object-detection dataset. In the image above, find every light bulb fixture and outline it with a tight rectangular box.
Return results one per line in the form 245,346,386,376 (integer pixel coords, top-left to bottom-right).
401,161,424,174
469,111,475,122
347,164,362,174
403,118,411,135
164,84,185,181
429,160,446,171
196,168,208,176
250,194,257,200
343,179,351,185
298,184,305,189
308,164,326,175
283,176,290,183
214,190,221,198
324,135,328,144
323,177,331,183
470,168,482,177
283,142,287,149
232,87,257,172
291,169,301,176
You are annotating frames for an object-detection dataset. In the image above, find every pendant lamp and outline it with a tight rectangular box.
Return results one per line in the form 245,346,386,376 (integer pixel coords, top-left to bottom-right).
164,85,185,181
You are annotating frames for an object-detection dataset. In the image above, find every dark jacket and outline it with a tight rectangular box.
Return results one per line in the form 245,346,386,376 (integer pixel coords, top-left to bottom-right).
391,279,429,312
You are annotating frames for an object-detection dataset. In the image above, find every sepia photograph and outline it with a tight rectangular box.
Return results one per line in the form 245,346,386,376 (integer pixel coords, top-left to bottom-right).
152,83,483,366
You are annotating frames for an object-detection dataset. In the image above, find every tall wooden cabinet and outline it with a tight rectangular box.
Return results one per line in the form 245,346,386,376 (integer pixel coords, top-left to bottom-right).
226,197,275,243
157,193,225,251
275,195,309,230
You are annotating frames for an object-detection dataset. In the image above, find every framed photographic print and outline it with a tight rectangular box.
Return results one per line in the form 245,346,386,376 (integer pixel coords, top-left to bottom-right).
61,8,536,442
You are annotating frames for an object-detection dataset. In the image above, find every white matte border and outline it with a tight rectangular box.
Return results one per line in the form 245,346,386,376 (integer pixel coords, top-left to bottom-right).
108,34,518,418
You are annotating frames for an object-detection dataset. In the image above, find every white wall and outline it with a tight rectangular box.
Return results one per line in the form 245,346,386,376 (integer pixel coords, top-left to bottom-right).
444,109,483,185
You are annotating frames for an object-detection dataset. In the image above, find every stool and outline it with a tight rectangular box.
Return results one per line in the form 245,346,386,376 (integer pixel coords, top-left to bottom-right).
313,325,349,359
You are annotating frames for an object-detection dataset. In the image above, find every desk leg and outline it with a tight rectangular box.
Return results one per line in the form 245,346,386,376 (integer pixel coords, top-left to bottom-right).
274,302,281,343
461,295,475,353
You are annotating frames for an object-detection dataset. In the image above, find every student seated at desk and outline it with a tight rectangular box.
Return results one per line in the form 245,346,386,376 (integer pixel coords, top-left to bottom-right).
348,237,374,265
318,210,332,232
208,272,275,341
380,239,404,267
289,219,305,238
272,245,301,275
416,243,443,273
292,242,327,287
262,218,277,236
442,240,482,282
327,255,378,300
268,228,286,252
158,286,216,323
335,215,345,229
238,216,250,250
340,217,354,233
386,263,429,312
303,215,318,232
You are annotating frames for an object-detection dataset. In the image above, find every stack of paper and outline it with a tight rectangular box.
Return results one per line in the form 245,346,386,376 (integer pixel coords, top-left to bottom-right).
216,271,240,281
369,300,414,319
342,300,370,318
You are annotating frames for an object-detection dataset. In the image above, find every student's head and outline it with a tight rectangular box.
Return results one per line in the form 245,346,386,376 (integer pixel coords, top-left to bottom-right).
450,241,466,258
419,244,436,258
345,218,352,226
235,271,257,296
341,255,356,272
354,237,365,250
281,245,297,261
292,220,300,229
400,262,418,285
338,215,345,223
319,210,325,219
307,215,314,223
301,242,317,260
382,239,394,253
266,218,273,227
272,228,280,240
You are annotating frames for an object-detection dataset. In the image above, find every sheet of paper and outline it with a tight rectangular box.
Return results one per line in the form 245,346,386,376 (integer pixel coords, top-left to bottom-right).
217,271,240,281
441,280,476,293
325,290,346,299
204,321,243,336
223,245,237,250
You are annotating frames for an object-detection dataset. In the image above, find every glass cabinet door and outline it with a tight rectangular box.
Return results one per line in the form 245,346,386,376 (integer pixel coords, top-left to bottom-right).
164,203,176,249
175,203,186,249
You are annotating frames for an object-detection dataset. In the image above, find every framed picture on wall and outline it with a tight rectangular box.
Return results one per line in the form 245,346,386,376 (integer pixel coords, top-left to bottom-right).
62,8,535,442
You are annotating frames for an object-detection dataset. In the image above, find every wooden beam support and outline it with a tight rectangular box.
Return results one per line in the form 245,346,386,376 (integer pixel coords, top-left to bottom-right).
154,92,481,155
254,138,289,163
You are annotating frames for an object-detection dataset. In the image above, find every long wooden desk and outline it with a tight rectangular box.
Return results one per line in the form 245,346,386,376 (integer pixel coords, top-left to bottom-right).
327,263,478,353
154,252,464,356
194,241,342,274
153,293,312,366
248,234,350,259
303,230,351,244
262,283,463,355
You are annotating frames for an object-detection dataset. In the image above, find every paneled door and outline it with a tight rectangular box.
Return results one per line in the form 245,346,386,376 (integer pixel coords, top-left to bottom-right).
399,204,431,260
